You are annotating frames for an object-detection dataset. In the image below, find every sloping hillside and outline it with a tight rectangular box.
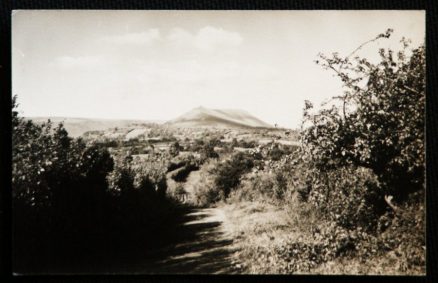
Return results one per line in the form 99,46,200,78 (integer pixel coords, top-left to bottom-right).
167,106,272,129
26,117,158,137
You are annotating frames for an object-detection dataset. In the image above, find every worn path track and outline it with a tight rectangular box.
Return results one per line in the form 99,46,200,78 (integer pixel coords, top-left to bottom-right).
117,206,240,274
149,206,239,274
121,169,240,274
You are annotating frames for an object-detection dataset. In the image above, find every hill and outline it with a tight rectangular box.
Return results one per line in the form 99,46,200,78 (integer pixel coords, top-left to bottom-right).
26,117,161,137
167,106,273,129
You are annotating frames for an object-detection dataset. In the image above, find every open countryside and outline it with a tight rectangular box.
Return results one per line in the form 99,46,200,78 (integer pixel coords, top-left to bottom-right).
12,11,425,275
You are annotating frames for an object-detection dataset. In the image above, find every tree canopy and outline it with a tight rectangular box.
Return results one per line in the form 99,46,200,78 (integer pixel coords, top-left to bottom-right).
302,30,425,199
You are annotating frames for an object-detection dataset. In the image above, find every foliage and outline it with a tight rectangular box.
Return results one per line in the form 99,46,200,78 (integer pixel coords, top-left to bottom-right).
233,173,275,202
302,30,425,199
268,144,285,161
12,96,177,272
189,150,255,206
199,138,219,161
213,152,254,198
11,29,425,275
192,159,223,206
239,190,424,275
170,163,199,182
375,191,425,271
167,153,200,172
230,139,257,149
230,160,291,204
171,183,188,202
187,138,205,152
228,32,425,275
304,166,383,231
257,31,426,274
169,141,182,157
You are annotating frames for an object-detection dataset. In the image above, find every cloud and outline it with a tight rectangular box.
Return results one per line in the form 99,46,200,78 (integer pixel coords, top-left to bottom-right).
195,26,243,50
102,29,160,45
167,28,192,44
134,59,277,87
167,26,243,51
54,55,104,68
135,60,235,84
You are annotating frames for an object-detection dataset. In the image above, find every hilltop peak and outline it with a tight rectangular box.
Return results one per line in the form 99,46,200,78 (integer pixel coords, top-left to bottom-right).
167,107,272,129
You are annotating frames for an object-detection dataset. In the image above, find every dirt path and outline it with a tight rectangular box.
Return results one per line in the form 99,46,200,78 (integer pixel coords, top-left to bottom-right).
143,206,240,274
70,204,241,275
105,204,240,274
123,169,240,274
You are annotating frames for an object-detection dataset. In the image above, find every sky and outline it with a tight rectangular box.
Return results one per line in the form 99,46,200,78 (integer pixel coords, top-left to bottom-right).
12,10,425,128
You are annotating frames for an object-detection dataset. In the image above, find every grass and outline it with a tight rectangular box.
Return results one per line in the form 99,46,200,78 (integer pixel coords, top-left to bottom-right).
219,200,300,273
218,199,425,275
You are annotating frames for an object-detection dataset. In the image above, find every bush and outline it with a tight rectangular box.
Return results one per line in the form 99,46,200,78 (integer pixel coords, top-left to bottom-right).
242,32,425,275
170,163,199,182
269,144,285,161
169,141,182,157
305,166,383,231
262,32,426,274
230,168,288,204
213,152,254,198
12,105,116,270
170,183,188,202
167,153,200,172
12,96,178,272
375,191,425,272
303,31,425,200
230,172,275,203
200,139,219,161
192,159,223,206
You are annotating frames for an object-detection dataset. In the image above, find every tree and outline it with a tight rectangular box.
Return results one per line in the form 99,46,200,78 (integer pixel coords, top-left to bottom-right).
302,30,425,199
200,139,219,161
169,141,182,157
213,152,254,197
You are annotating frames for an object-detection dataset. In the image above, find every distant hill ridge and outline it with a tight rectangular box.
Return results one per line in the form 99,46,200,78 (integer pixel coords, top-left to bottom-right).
26,117,161,137
167,106,273,129
26,107,273,137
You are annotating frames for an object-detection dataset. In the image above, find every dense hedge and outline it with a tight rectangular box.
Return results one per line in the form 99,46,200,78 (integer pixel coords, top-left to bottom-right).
12,96,177,273
303,30,425,200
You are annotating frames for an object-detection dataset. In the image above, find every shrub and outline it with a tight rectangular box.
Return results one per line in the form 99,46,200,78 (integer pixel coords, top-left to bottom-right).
170,163,199,182
12,98,117,270
269,144,285,161
306,166,383,231
171,183,188,202
213,152,254,198
303,30,425,200
264,32,426,274
375,191,425,272
12,96,177,272
199,139,219,161
169,141,182,157
230,172,275,203
192,159,223,206
230,168,289,204
167,153,200,172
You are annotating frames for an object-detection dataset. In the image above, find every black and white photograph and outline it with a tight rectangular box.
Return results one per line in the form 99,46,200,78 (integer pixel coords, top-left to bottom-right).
11,10,425,275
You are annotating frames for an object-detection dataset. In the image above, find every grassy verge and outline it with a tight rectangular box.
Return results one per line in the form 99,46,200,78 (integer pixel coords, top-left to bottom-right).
221,200,425,275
